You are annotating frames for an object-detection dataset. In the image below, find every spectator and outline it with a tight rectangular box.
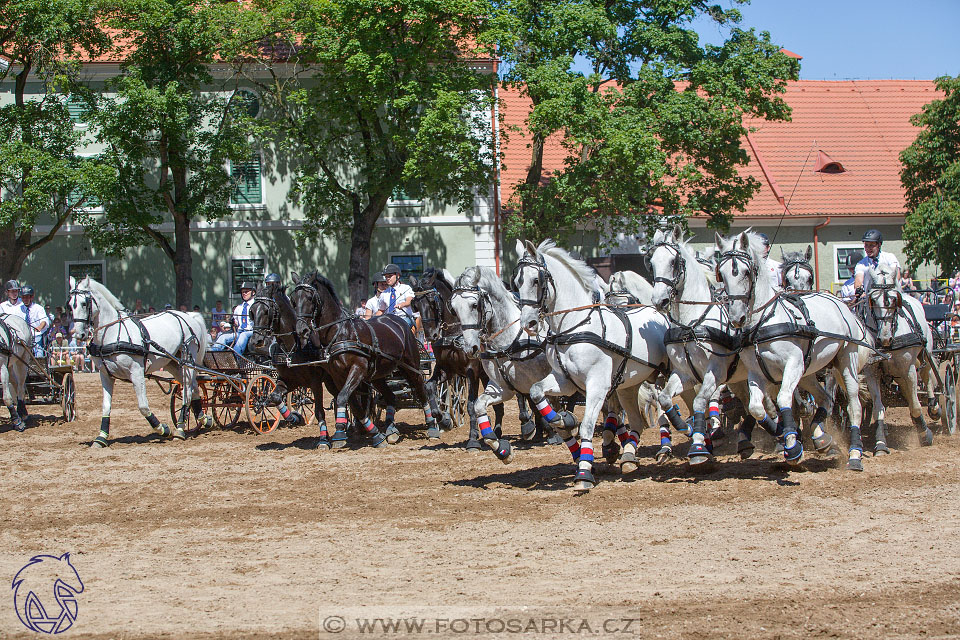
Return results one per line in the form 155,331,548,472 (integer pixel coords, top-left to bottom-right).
148,306,157,313
60,312,75,338
211,300,228,327
899,269,918,297
193,304,201,312
178,304,188,312
208,325,220,344
48,331,82,369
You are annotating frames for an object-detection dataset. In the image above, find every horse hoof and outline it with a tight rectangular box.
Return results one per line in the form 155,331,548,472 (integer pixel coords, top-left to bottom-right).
439,413,453,430
201,415,215,429
493,438,513,464
371,432,389,448
687,441,712,462
331,431,348,448
91,436,108,448
783,437,803,465
156,423,171,438
874,442,890,456
384,424,400,444
286,411,304,426
465,438,482,453
13,421,25,433
737,440,755,460
812,432,834,454
573,469,595,492
426,425,442,440
928,398,941,420
773,442,785,456
520,420,537,441
619,450,638,474
173,427,186,441
846,457,864,472
920,428,934,447
708,425,725,442
602,441,621,465
315,438,331,450
559,411,577,429
546,433,563,446
656,445,673,464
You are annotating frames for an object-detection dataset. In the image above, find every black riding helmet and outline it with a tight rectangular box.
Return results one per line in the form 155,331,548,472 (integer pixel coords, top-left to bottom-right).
5,279,20,292
862,229,883,243
240,281,256,292
264,273,281,284
20,285,34,296
371,273,386,285
756,232,770,247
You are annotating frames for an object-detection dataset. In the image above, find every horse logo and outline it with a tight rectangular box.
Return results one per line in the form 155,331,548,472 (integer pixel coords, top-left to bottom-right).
11,553,84,634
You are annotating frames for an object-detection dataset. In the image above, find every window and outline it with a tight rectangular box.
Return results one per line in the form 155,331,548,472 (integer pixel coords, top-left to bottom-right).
231,257,265,296
388,254,424,280
231,154,262,205
65,261,105,294
67,156,102,211
230,88,261,119
835,245,864,282
389,180,423,205
65,96,86,125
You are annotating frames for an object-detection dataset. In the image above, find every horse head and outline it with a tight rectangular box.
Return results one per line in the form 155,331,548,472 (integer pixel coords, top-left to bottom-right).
781,245,815,292
646,224,688,310
868,264,902,347
250,282,294,353
715,230,768,329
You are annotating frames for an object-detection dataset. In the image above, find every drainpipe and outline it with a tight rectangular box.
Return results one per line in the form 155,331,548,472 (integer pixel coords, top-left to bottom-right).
813,216,831,290
490,55,501,276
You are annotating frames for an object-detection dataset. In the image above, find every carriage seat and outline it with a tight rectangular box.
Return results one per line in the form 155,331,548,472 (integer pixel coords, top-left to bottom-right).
203,350,240,370
923,303,952,323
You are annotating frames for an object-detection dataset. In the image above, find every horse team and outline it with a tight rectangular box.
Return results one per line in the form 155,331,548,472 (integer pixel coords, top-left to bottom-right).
40,223,942,492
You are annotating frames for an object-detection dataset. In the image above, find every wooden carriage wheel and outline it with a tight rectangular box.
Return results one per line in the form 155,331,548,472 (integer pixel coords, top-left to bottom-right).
245,374,283,434
288,386,316,426
209,380,242,429
939,360,957,436
60,371,77,423
444,375,469,431
169,381,210,434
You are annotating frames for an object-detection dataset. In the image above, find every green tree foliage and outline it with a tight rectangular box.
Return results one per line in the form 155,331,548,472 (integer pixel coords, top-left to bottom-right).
901,75,960,276
0,0,111,281
86,0,261,306
490,0,798,245
245,0,497,305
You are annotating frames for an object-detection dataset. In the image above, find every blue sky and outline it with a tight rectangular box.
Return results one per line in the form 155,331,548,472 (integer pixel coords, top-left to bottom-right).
697,0,960,80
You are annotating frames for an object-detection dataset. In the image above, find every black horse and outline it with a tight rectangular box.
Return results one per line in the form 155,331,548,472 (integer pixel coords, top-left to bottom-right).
249,281,347,448
289,271,437,446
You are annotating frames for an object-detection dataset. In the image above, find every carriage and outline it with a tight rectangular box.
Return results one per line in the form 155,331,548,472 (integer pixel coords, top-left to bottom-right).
165,350,314,435
24,354,77,422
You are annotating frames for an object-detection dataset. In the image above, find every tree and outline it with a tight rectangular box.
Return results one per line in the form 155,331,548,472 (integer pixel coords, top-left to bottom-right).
901,75,960,276
85,0,261,306
0,0,111,282
490,0,798,244
245,0,497,306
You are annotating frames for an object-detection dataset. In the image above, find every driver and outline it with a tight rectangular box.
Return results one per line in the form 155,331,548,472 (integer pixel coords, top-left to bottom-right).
853,229,900,295
211,282,256,354
363,273,388,319
1,280,21,315
757,233,782,290
20,285,50,356
377,264,415,329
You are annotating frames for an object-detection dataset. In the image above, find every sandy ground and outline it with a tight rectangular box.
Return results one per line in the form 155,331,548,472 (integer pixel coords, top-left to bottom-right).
1,372,959,639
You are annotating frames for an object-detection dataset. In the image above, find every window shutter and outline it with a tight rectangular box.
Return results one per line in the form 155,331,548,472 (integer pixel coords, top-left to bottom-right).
231,156,262,204
66,97,85,124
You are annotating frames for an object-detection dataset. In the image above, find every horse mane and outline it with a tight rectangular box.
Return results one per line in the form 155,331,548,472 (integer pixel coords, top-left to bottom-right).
780,249,809,265
536,239,603,295
303,271,345,312
869,263,899,290
456,266,515,329
82,276,126,311
739,230,773,287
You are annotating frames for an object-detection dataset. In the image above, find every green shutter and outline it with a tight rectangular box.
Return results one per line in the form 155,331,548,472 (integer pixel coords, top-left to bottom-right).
231,156,262,204
68,157,101,209
66,97,85,124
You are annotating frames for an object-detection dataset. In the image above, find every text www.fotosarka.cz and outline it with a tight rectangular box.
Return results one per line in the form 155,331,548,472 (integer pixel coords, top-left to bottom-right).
319,610,644,636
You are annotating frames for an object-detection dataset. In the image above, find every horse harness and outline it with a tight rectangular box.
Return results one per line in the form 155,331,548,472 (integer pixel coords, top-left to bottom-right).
863,283,927,352
781,256,815,292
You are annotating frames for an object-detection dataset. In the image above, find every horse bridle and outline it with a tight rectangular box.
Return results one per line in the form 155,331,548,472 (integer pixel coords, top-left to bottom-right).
67,288,99,334
645,241,686,297
515,254,555,315
413,288,447,340
781,258,814,291
868,282,901,337
451,285,492,334
715,248,759,305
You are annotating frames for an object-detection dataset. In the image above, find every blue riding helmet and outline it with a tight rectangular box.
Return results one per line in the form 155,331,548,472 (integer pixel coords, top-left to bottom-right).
20,285,34,297
264,273,281,284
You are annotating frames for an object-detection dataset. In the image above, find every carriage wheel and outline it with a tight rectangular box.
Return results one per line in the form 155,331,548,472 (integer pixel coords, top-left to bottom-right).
289,386,316,426
169,382,210,435
245,374,282,434
444,375,469,431
60,372,77,423
940,361,958,436
209,381,242,429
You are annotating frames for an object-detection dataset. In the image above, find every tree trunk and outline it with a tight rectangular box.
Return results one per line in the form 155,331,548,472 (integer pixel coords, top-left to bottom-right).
173,213,193,308
347,197,388,309
0,226,30,283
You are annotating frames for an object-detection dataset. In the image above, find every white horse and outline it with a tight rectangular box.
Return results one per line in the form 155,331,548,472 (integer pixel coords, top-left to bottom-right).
68,276,211,447
516,239,670,491
715,231,873,471
780,246,816,292
861,263,937,452
0,314,32,432
451,266,604,468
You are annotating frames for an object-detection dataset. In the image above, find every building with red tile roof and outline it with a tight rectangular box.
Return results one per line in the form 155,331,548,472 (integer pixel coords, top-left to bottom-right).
497,79,943,288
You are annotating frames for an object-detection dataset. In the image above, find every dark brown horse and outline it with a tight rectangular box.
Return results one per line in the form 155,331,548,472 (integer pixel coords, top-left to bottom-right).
249,281,347,448
411,267,508,450
289,271,436,446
